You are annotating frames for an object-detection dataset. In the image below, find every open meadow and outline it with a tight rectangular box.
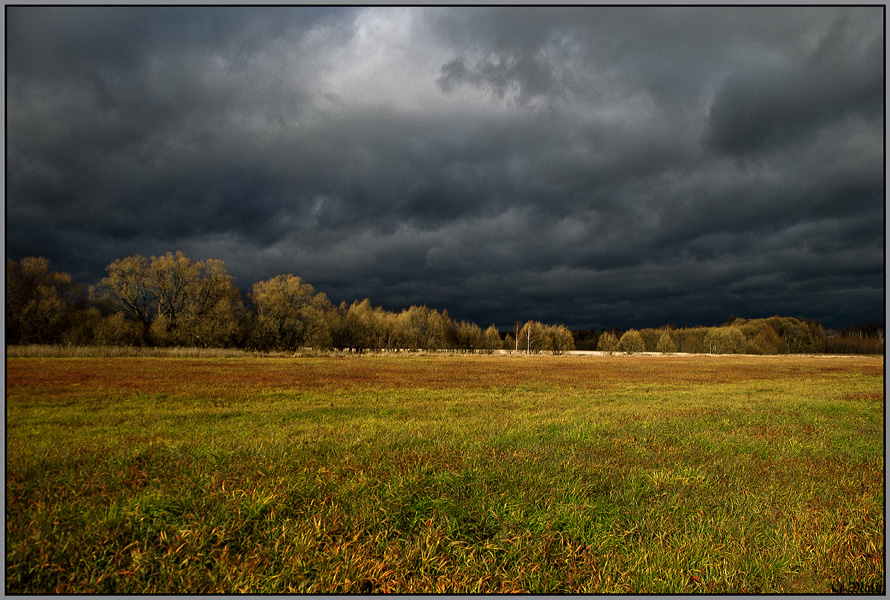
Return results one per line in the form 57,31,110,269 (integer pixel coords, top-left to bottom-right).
6,352,884,593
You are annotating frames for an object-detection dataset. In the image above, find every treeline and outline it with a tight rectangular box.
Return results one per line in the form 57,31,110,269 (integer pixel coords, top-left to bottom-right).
7,254,882,355
824,323,885,355
5,253,574,354
575,316,841,355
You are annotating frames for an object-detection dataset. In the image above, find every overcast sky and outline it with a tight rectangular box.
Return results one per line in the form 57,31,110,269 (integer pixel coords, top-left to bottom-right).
6,6,885,330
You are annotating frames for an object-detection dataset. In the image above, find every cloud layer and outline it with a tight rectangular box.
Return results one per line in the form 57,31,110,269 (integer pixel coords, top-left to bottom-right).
6,6,884,329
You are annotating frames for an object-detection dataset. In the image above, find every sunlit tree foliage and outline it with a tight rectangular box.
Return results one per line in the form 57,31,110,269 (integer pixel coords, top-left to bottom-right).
8,254,840,355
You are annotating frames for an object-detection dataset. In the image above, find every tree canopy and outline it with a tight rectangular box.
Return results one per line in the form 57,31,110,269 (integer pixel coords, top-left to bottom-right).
7,253,864,355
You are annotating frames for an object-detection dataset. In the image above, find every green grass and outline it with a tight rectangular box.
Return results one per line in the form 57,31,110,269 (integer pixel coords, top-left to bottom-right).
6,354,884,593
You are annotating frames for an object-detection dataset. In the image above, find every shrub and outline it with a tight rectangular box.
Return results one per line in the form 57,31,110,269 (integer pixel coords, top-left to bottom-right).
597,331,619,355
618,329,645,354
656,331,677,354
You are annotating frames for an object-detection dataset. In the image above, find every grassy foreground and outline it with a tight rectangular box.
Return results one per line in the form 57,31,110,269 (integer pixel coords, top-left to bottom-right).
6,353,884,593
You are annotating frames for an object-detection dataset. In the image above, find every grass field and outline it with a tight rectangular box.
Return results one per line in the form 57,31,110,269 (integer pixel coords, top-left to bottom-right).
6,353,884,593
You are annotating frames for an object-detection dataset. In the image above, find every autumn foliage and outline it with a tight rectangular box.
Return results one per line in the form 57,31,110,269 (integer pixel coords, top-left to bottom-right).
7,254,880,354
6,254,573,354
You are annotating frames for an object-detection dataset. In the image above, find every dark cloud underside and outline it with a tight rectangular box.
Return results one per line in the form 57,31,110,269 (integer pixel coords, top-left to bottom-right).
6,6,884,329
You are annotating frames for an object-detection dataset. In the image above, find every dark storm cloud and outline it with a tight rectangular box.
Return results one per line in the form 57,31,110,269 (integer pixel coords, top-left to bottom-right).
706,14,883,157
6,6,884,330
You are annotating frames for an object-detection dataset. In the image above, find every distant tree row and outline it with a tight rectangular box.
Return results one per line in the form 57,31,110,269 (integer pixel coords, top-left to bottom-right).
824,323,884,355
7,254,878,355
504,321,576,355
590,316,831,355
6,254,574,354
